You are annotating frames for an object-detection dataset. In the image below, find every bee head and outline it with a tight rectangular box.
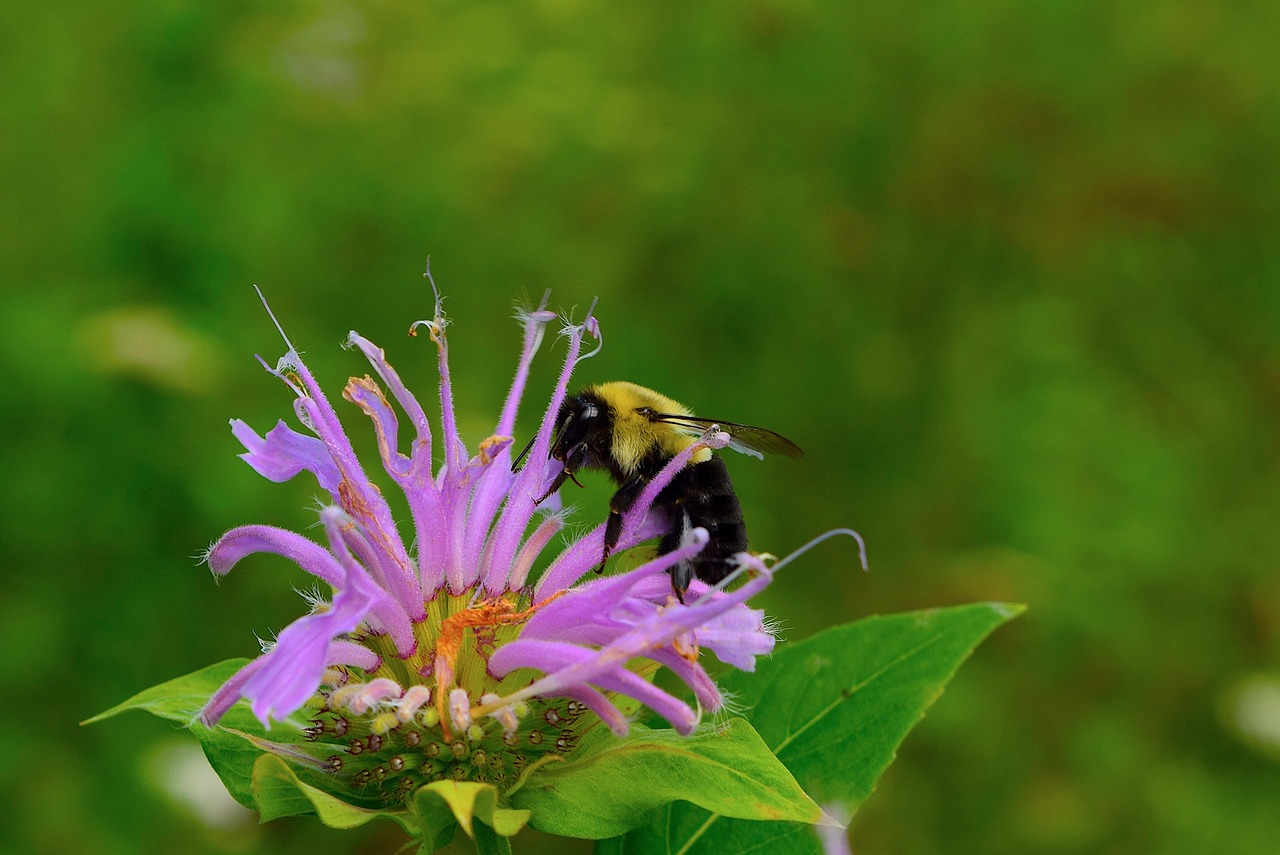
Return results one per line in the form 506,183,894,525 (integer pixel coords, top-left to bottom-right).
551,393,605,462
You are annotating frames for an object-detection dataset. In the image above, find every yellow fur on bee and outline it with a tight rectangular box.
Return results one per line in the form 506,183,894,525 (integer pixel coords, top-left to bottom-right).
588,381,712,476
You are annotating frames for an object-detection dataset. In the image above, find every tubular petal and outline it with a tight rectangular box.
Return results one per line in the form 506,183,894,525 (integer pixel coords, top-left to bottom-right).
206,525,345,588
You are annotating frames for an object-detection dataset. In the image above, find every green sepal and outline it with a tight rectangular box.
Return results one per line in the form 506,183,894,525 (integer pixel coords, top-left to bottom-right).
513,718,828,839
605,602,1024,854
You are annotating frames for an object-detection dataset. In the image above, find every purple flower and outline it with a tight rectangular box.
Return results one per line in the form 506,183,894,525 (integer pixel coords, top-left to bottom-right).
200,279,779,799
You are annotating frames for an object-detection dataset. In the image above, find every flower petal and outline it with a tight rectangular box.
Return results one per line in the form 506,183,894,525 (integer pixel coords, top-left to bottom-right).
343,332,448,592
325,639,381,671
200,656,267,727
489,534,776,732
629,574,776,670
489,639,699,733
242,605,366,726
482,311,599,593
206,525,345,587
346,332,433,457
202,638,379,727
232,419,341,496
234,512,405,727
524,531,712,642
270,347,416,597
547,685,630,736
496,297,557,438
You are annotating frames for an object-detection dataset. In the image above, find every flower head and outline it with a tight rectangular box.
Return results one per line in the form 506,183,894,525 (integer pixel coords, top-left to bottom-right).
201,280,777,803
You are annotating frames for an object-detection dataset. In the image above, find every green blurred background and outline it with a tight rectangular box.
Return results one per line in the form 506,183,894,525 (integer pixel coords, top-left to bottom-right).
4,0,1278,852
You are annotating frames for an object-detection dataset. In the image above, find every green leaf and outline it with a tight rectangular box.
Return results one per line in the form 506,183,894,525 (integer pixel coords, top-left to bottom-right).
608,602,1023,854
195,712,280,808
515,718,826,839
82,658,250,725
84,659,274,807
84,659,420,835
85,661,526,852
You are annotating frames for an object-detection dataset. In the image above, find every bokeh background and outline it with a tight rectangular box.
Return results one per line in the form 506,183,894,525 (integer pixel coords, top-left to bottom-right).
4,1,1279,853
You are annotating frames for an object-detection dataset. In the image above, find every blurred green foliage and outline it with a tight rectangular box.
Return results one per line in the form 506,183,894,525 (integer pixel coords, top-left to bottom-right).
3,0,1278,853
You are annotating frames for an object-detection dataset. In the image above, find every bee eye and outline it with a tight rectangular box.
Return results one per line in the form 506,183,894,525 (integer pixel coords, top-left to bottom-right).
581,403,598,419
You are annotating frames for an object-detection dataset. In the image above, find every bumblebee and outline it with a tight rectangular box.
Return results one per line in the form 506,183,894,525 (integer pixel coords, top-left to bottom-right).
522,381,802,597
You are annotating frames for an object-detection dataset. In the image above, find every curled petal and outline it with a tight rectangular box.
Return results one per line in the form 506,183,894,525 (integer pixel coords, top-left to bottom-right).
341,333,446,592
206,525,344,588
232,419,341,496
346,332,433,454
344,376,408,478
241,560,386,726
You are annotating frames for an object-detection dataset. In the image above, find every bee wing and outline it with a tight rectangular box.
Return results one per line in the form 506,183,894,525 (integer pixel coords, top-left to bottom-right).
647,413,804,460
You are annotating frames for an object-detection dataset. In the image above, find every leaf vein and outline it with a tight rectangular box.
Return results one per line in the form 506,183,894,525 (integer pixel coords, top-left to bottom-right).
771,628,951,755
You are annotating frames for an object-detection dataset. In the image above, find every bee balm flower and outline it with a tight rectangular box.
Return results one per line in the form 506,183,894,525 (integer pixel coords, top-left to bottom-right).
200,282,777,803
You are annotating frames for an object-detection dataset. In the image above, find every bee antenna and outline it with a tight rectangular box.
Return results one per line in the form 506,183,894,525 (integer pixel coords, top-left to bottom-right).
512,410,573,472
510,433,538,472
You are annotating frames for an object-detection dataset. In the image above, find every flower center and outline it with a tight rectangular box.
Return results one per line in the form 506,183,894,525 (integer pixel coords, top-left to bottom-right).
300,588,609,804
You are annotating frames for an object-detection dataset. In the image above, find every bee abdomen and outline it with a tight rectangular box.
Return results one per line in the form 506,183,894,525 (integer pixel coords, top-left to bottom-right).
654,457,747,586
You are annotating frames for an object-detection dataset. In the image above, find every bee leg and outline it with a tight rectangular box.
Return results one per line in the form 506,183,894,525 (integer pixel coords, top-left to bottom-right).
669,510,695,601
600,475,648,572
600,512,623,572
670,561,695,600
534,467,571,505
